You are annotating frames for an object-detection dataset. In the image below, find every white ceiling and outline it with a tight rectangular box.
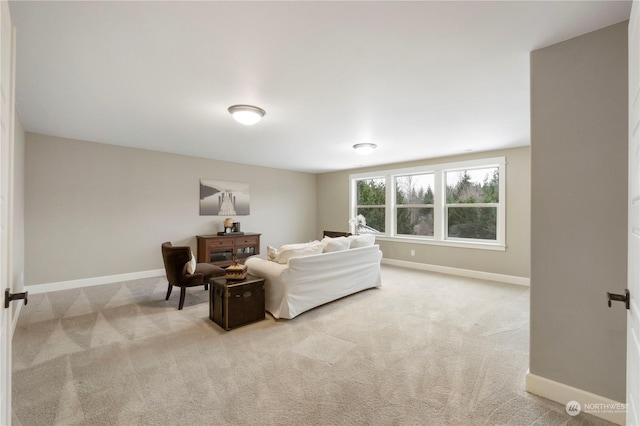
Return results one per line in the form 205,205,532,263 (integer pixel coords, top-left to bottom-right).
9,1,632,173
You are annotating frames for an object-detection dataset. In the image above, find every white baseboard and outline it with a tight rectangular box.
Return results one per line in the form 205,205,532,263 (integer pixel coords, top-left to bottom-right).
25,269,166,294
381,258,530,286
525,371,626,425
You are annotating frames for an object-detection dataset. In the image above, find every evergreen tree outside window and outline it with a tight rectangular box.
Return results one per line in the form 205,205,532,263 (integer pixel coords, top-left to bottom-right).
355,178,385,233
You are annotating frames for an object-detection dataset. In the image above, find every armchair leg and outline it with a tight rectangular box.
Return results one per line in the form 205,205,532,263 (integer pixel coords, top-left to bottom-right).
178,287,186,310
166,283,173,300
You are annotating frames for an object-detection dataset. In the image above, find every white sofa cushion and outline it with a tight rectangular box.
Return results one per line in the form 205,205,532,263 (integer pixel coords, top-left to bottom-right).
321,236,350,253
276,241,323,264
348,234,376,248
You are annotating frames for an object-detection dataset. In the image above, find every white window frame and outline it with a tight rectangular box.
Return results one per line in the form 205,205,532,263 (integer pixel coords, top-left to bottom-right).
350,175,387,234
349,157,506,251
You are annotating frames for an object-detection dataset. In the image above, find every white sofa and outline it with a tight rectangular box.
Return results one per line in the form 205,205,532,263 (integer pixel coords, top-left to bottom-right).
245,243,383,319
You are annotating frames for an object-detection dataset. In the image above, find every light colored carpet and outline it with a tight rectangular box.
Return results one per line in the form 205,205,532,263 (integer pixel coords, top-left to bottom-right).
11,265,612,425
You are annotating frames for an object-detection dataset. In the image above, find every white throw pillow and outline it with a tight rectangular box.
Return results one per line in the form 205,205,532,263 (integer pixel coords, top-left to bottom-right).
321,236,350,253
186,252,196,274
278,242,311,251
348,234,376,248
277,241,323,264
267,245,279,262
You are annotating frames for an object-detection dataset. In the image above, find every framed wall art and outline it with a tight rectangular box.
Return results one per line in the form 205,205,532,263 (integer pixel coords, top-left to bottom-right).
199,180,250,216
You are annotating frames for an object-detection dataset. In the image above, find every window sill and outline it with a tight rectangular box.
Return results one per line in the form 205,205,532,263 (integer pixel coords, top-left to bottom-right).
373,236,506,251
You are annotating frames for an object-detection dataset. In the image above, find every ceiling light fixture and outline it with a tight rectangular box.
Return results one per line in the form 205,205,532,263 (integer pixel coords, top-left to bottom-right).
353,143,377,155
228,104,266,125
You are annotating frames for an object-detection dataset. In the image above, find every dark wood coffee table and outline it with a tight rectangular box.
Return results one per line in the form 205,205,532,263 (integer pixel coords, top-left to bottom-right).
209,274,265,330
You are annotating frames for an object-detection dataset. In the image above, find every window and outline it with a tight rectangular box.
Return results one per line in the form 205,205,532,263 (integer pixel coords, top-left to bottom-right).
349,157,506,250
355,177,385,233
395,173,434,236
445,167,499,241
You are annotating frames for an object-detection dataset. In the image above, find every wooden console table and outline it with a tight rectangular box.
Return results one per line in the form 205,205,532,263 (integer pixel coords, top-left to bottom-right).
196,233,261,268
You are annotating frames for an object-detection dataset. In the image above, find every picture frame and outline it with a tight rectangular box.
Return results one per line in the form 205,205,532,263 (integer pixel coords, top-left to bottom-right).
199,180,250,216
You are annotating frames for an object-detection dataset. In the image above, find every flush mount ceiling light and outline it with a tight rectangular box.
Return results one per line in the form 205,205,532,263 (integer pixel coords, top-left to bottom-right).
228,105,266,125
353,143,377,155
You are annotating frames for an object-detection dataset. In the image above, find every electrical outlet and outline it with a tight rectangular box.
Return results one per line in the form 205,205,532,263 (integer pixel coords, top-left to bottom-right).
410,249,415,256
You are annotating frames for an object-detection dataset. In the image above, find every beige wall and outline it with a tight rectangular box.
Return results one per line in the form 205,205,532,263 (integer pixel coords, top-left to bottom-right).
25,133,317,285
317,146,531,279
530,22,628,402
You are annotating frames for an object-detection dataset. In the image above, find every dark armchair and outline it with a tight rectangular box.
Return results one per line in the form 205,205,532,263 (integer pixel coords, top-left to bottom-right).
161,242,225,310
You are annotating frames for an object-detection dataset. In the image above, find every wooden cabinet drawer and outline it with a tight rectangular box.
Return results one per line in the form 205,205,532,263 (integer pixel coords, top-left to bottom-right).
207,239,234,249
236,236,259,247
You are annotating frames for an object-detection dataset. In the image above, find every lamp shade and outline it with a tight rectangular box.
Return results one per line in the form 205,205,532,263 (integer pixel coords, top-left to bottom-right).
353,143,377,155
228,105,266,125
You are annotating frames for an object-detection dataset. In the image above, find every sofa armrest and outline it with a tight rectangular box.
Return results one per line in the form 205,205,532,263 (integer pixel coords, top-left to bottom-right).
245,256,291,318
245,256,287,278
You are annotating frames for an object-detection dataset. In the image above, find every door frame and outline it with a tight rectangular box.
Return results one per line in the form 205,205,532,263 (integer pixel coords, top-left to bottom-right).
0,1,16,422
